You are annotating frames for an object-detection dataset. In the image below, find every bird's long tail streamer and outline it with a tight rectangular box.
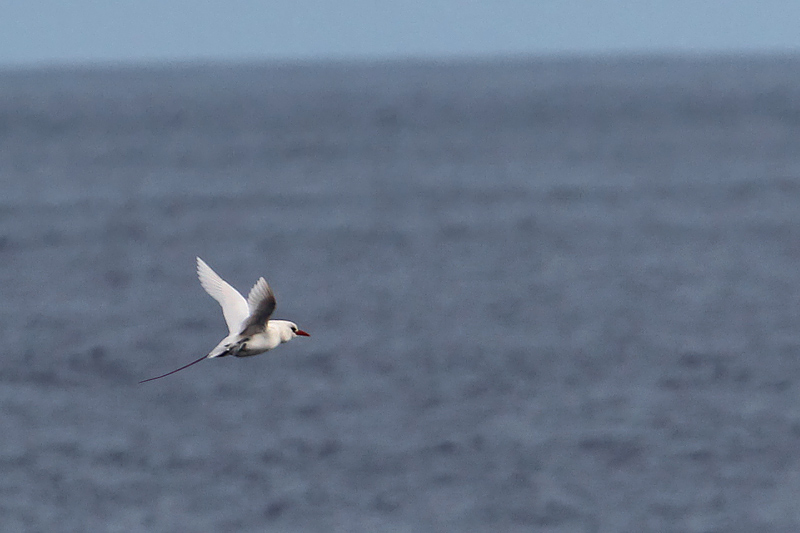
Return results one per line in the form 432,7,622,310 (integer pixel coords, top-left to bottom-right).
139,354,209,384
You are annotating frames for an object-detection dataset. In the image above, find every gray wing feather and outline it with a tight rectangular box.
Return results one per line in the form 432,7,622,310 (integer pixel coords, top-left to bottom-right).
239,277,276,336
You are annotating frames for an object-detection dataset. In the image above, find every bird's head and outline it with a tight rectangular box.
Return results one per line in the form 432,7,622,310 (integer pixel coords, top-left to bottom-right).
274,320,310,342
289,322,311,338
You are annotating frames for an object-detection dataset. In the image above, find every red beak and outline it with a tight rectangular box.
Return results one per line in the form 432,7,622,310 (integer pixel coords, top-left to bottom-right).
295,329,310,337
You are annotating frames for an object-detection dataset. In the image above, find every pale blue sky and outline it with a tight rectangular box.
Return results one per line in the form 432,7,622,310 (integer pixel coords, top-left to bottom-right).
2,1,799,66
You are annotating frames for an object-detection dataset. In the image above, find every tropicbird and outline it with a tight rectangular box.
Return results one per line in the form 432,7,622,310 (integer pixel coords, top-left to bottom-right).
140,257,309,383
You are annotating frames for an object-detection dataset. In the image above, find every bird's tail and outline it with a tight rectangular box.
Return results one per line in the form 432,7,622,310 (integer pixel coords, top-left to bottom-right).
139,354,209,384
207,338,246,359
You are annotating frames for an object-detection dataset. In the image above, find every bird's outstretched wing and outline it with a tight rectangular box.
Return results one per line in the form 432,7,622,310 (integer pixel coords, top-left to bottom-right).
196,257,249,335
239,277,276,336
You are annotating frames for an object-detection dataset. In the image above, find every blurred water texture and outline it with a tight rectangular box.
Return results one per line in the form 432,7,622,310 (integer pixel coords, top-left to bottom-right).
2,56,800,531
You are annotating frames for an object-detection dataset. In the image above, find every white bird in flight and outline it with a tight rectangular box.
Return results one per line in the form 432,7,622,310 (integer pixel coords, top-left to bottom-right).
140,257,309,383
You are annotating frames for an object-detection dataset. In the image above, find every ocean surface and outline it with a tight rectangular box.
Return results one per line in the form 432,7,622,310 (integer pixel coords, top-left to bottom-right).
2,55,800,532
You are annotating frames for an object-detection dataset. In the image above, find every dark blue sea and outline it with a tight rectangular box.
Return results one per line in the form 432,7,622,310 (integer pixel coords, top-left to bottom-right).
3,55,800,532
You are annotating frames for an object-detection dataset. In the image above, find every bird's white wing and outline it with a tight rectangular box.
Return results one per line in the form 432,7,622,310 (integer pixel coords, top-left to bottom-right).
239,277,277,336
196,257,250,335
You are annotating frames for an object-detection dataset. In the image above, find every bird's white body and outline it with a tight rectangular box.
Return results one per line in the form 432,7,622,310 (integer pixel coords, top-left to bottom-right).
207,319,301,358
140,257,309,383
